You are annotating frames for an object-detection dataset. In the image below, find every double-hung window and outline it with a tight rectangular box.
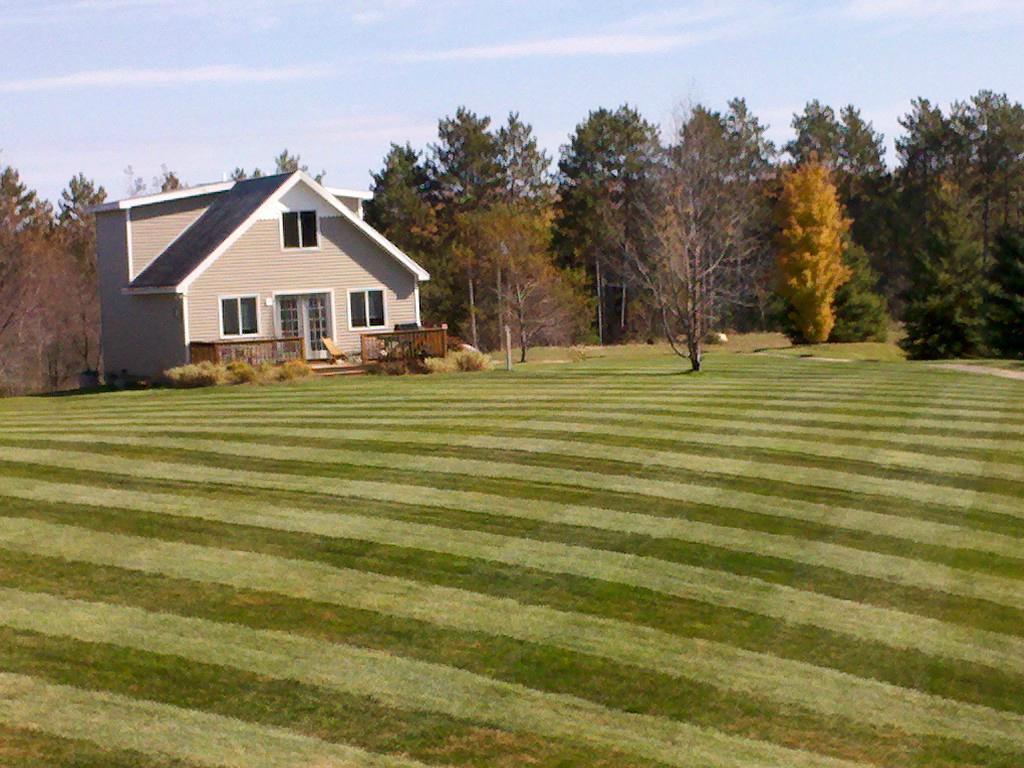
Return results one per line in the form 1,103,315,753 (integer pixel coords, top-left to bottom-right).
221,296,259,337
349,288,386,329
282,211,318,249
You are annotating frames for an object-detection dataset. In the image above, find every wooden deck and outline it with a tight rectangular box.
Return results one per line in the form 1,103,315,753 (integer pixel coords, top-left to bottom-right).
359,326,448,363
189,337,304,366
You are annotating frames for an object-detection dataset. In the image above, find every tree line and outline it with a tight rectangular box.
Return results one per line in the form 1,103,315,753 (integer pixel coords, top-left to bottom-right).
2,90,1023,392
365,92,1024,368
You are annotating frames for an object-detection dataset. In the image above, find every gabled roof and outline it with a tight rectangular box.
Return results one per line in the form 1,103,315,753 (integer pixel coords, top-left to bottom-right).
126,171,428,292
131,173,292,289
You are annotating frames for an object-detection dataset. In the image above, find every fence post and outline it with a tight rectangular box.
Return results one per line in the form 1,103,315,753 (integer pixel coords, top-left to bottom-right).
504,325,513,371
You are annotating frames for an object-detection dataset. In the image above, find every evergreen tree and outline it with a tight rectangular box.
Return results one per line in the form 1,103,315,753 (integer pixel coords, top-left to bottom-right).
57,174,106,371
423,107,503,337
553,105,659,342
829,242,890,342
786,101,841,166
364,143,443,324
495,112,554,208
985,228,1024,357
901,185,986,359
427,107,501,215
775,162,852,343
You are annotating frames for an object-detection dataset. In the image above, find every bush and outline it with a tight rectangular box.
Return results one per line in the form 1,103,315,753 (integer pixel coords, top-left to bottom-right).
421,349,492,374
163,361,227,388
275,359,314,380
225,360,258,384
368,358,428,375
569,345,590,363
453,349,492,371
423,356,457,373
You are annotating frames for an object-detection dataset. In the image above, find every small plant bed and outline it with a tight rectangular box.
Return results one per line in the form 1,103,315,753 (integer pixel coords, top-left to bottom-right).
162,359,314,388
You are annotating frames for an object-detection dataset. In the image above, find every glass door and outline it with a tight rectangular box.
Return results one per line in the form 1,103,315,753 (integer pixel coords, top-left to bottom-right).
305,294,330,359
277,293,332,360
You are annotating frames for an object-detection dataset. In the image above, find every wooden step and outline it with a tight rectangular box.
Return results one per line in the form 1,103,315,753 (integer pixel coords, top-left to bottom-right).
310,363,368,376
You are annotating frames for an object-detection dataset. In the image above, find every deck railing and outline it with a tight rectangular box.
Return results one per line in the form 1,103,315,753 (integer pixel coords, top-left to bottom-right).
360,326,448,363
189,337,304,366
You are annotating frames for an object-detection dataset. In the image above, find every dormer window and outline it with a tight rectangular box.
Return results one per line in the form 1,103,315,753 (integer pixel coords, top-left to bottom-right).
282,210,318,249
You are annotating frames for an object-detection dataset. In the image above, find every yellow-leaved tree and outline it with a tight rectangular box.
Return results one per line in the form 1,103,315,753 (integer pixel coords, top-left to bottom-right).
775,162,852,343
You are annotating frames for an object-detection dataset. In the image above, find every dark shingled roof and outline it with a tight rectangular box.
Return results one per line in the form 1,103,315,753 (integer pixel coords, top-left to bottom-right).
131,173,294,289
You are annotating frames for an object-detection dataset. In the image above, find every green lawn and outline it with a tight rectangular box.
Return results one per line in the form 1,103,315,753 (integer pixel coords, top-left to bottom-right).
0,350,1022,767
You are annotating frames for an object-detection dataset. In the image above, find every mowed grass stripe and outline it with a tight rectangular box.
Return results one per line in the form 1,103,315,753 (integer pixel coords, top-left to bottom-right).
7,409,1024,458
10,415,1018,480
11,430,1021,523
2,444,1016,562
11,373,1018,410
2,515,1022,680
2,475,1020,619
16,393,1024,435
11,400,1023,447
0,590,869,768
7,418,1022,489
0,515,1020,752
0,673,439,768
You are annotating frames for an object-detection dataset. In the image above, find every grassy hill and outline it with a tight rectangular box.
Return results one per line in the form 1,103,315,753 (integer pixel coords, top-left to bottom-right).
0,349,1022,767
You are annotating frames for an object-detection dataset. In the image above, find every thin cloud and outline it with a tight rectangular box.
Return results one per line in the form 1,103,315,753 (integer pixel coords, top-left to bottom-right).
397,1,782,63
398,32,701,62
0,65,328,94
842,0,1024,21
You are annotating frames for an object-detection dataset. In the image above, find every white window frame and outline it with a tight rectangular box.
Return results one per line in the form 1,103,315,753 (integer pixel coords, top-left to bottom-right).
279,209,321,251
346,286,388,331
270,288,338,344
218,293,261,339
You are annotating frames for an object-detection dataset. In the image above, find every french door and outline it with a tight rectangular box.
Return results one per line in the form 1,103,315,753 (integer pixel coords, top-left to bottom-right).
276,293,332,359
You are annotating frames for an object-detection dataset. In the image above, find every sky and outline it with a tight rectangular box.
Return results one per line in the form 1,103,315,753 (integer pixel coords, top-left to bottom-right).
2,0,1023,203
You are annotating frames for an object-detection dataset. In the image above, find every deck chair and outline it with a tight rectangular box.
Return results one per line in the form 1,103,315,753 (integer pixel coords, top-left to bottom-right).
321,337,348,364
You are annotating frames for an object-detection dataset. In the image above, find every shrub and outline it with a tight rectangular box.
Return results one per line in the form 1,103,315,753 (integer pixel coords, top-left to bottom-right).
423,356,457,373
453,349,492,372
569,345,590,363
225,360,258,384
163,361,226,388
368,358,428,375
275,359,314,380
421,350,491,374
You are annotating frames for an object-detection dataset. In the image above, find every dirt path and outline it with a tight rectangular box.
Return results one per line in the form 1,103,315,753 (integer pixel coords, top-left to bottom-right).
932,363,1024,381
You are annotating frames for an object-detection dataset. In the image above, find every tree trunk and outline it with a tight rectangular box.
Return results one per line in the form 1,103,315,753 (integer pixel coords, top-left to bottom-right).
595,256,604,345
495,266,504,352
688,335,702,372
467,275,478,349
517,294,528,363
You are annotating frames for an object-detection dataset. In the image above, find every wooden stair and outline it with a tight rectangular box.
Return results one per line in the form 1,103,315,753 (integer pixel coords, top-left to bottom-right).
309,362,368,377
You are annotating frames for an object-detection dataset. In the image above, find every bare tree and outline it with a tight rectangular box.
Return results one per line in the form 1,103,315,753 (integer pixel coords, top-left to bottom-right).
621,104,771,371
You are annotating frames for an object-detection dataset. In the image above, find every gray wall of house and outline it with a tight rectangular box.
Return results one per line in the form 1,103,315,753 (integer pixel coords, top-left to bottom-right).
187,215,419,354
96,210,188,378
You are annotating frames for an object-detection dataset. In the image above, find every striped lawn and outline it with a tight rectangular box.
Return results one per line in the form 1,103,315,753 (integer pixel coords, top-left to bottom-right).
0,350,1021,767
0,520,1020,753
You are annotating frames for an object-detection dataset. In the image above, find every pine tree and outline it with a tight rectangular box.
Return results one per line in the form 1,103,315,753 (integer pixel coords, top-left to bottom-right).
364,143,444,324
775,162,852,343
553,105,659,342
786,101,841,166
901,185,986,359
830,243,890,342
986,228,1024,357
495,112,553,208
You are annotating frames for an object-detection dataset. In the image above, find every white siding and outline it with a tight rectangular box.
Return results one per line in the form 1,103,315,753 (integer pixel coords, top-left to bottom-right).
187,215,419,354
